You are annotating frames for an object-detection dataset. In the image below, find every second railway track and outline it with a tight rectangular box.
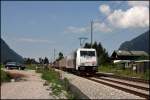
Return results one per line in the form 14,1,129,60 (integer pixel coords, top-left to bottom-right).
56,68,149,99
84,76,149,99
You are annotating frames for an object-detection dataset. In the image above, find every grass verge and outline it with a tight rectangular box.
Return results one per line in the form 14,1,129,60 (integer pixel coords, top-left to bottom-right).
98,64,149,80
25,64,37,70
0,64,4,68
36,67,75,99
1,64,11,84
1,69,11,84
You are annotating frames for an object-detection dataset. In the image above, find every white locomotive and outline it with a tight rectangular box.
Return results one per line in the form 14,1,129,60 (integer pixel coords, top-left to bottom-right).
55,48,98,74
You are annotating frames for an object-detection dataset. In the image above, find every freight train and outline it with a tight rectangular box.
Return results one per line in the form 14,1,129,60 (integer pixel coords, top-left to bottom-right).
54,48,98,74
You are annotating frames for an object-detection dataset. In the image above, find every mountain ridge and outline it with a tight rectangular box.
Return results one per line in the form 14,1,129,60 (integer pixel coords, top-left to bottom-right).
0,38,24,64
119,30,150,55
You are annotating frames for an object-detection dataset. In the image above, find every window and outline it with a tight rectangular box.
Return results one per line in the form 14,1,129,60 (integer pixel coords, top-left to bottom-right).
80,51,95,57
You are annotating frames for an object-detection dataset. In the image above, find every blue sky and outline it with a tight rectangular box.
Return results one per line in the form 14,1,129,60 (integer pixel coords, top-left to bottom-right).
1,1,149,62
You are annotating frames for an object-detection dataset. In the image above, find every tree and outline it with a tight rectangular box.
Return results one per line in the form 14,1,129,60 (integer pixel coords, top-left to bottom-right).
39,57,44,64
39,58,42,64
56,52,64,61
84,41,111,65
44,57,49,64
24,58,38,64
59,52,64,60
84,43,91,48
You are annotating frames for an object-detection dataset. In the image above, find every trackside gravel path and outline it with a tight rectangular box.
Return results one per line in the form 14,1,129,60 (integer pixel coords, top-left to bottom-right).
1,69,53,99
55,69,144,99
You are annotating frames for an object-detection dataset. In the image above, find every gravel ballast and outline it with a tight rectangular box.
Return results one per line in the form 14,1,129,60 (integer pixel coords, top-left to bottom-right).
1,70,53,99
56,69,144,99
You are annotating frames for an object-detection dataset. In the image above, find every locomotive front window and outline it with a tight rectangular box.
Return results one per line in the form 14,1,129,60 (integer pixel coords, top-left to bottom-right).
89,51,95,56
80,51,95,57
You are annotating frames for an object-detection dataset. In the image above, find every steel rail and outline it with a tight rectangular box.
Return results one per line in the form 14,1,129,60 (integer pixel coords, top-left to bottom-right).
86,77,149,99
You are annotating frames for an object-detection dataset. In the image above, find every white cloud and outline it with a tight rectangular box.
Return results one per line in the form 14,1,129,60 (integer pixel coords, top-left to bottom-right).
93,22,112,32
18,38,52,44
65,22,112,34
108,6,149,28
99,4,111,15
64,26,88,33
128,1,149,7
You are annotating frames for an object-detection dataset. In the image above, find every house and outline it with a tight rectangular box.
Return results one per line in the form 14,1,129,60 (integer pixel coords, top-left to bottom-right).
111,50,148,60
111,50,149,72
134,60,150,73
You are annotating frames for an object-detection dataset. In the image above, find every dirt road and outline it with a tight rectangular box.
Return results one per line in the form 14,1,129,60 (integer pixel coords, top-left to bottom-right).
1,69,53,99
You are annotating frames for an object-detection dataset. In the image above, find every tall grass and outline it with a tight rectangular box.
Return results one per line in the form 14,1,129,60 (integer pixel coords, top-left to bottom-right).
0,64,4,68
1,70,11,84
98,64,149,80
36,67,75,98
1,64,11,83
26,64,37,70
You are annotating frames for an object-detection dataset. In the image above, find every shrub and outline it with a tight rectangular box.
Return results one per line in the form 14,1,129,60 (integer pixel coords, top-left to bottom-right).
62,78,70,91
98,64,149,80
26,64,38,70
1,70,11,83
51,82,63,96
41,69,60,83
143,70,150,80
0,64,4,68
36,67,75,98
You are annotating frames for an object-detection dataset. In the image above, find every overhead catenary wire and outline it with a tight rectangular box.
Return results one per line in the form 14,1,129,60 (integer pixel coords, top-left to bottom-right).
78,37,88,48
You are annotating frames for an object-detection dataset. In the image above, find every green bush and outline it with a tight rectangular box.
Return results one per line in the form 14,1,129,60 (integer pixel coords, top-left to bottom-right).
98,64,116,73
62,78,70,91
1,70,11,83
0,64,4,68
41,69,60,83
65,90,77,99
143,70,150,80
51,82,63,96
36,68,63,95
36,68,43,73
26,64,37,70
62,78,76,99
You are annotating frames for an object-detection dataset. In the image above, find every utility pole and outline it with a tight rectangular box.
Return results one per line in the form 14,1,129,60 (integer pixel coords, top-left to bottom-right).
91,20,93,48
78,37,88,48
54,48,56,62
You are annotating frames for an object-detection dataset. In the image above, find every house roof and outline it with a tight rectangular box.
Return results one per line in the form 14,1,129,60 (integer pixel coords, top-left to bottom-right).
130,51,149,56
113,60,131,63
112,50,149,57
134,60,150,62
115,50,131,56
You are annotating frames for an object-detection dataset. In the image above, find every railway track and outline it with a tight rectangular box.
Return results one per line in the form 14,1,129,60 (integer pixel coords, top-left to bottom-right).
56,68,149,99
96,72,149,83
86,76,149,99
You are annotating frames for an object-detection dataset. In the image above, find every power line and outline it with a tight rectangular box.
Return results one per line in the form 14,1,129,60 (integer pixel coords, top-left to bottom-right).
78,37,88,48
91,20,93,48
54,48,56,61
90,1,125,43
